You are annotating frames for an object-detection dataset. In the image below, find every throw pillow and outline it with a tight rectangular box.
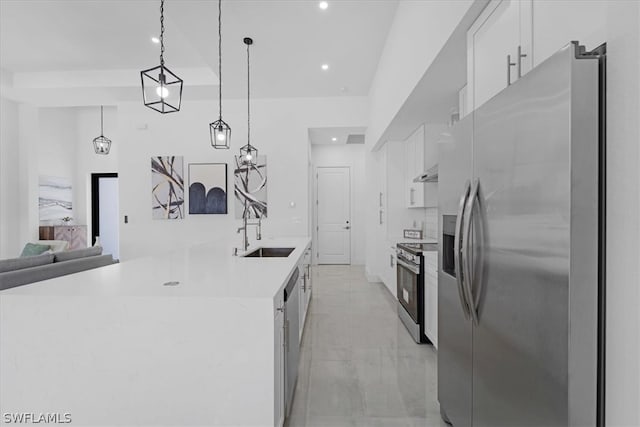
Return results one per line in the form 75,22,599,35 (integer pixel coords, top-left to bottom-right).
0,253,54,273
54,246,103,263
20,243,51,257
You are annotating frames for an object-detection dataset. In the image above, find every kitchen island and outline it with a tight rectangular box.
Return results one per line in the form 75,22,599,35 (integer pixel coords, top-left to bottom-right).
0,237,311,427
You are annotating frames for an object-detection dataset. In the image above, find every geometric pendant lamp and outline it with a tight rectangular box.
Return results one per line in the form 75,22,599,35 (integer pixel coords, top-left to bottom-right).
140,0,183,114
239,37,258,165
210,0,231,149
93,106,112,155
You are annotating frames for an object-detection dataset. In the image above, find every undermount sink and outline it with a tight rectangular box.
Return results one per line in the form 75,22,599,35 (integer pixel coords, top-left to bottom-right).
243,247,295,258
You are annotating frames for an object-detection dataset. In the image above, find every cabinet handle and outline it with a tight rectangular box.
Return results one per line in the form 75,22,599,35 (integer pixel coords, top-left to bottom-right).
379,210,383,225
379,192,383,207
507,54,516,86
517,45,527,79
390,254,395,268
410,188,415,205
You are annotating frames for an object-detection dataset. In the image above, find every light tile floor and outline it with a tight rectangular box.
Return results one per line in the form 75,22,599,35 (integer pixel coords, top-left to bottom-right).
287,265,447,427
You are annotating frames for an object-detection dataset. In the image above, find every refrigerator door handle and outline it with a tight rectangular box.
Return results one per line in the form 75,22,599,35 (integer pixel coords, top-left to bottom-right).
462,179,483,325
454,180,472,319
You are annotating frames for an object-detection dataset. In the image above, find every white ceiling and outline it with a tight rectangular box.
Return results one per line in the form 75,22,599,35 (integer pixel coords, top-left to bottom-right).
0,0,398,102
308,126,366,145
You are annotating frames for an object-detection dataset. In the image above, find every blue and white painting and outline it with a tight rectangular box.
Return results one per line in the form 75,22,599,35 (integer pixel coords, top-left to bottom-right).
39,175,73,223
188,163,227,214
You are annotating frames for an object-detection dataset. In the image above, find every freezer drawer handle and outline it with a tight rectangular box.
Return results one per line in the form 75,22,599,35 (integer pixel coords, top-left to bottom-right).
454,181,472,319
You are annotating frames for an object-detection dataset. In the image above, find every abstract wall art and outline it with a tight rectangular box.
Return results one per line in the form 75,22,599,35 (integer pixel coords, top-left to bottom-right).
39,175,73,223
188,163,228,214
151,156,184,220
234,156,267,219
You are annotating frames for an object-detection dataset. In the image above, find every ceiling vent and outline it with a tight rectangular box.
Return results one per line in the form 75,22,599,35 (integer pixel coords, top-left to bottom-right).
346,134,365,144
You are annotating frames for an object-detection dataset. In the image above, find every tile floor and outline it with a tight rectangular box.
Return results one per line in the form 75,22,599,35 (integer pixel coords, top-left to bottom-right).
287,265,447,427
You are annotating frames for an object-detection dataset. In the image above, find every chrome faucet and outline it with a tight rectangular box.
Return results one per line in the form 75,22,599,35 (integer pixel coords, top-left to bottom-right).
236,216,262,253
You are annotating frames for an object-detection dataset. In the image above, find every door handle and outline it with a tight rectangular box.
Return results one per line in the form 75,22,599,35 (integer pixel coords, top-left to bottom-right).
462,179,482,326
397,257,419,275
454,181,472,319
517,45,527,79
507,54,516,86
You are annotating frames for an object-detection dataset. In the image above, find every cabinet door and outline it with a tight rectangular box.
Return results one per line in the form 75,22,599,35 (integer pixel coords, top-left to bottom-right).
274,298,285,427
424,270,438,348
298,274,305,339
529,0,605,69
468,0,520,111
381,246,397,297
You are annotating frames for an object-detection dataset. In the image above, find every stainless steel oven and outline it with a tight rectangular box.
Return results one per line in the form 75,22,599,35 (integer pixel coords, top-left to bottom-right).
396,243,428,344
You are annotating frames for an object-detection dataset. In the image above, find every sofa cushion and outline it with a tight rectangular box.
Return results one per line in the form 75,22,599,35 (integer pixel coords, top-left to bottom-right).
0,254,116,291
20,243,51,257
54,246,102,263
0,253,54,273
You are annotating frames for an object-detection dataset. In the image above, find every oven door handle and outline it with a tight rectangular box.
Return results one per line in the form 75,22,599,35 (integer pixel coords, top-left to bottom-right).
397,257,420,275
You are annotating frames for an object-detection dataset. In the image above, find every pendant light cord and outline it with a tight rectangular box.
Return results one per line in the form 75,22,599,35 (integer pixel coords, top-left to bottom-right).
247,41,251,147
218,0,223,120
100,106,104,136
159,0,165,67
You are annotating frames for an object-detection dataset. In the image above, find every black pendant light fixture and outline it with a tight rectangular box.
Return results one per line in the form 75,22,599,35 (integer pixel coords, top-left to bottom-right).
93,106,112,155
239,37,258,164
140,0,183,114
210,0,231,149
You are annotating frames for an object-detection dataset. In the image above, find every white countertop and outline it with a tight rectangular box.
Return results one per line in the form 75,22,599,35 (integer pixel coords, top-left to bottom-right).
1,237,311,299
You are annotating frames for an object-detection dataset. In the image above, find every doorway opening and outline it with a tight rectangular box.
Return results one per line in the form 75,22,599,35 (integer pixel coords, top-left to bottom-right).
91,173,119,260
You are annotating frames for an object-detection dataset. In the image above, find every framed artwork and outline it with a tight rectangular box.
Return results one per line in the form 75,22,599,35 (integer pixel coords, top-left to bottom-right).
234,156,267,219
151,156,184,220
39,175,73,223
188,163,228,214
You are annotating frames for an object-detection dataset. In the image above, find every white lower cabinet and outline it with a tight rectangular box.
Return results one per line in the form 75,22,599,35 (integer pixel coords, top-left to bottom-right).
274,291,285,427
381,245,397,298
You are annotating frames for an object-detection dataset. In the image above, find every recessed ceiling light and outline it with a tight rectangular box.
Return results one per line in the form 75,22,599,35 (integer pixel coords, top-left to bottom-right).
332,137,337,141
151,36,160,44
321,64,329,71
319,1,328,10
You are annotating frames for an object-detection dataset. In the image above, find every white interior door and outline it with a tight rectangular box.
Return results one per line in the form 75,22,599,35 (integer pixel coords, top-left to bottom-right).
316,167,350,264
98,177,119,259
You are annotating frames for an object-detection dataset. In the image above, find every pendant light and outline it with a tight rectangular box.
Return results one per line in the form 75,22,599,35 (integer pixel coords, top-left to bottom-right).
239,37,258,164
140,0,183,114
210,0,231,149
93,106,112,155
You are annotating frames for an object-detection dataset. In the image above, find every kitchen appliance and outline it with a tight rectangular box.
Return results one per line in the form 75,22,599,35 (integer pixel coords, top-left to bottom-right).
284,267,299,417
438,42,605,426
396,242,437,343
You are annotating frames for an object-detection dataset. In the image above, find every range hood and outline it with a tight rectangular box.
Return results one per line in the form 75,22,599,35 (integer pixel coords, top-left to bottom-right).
413,164,438,183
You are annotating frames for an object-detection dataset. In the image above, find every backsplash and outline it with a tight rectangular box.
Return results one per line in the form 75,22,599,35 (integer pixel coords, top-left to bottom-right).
424,208,437,240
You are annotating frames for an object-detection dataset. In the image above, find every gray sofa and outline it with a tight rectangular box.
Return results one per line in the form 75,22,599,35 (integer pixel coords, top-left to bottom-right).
0,246,118,291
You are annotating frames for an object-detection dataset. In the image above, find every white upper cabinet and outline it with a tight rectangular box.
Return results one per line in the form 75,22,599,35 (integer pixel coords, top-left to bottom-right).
468,0,522,112
404,124,442,209
467,0,605,113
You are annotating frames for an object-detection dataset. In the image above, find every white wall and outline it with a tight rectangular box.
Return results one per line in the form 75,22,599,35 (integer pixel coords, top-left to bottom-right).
367,0,473,148
311,143,366,265
117,97,368,261
0,98,20,258
603,1,640,424
74,106,119,241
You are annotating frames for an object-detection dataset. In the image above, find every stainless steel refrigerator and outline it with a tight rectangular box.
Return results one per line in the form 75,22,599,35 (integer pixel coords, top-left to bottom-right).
438,42,605,427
